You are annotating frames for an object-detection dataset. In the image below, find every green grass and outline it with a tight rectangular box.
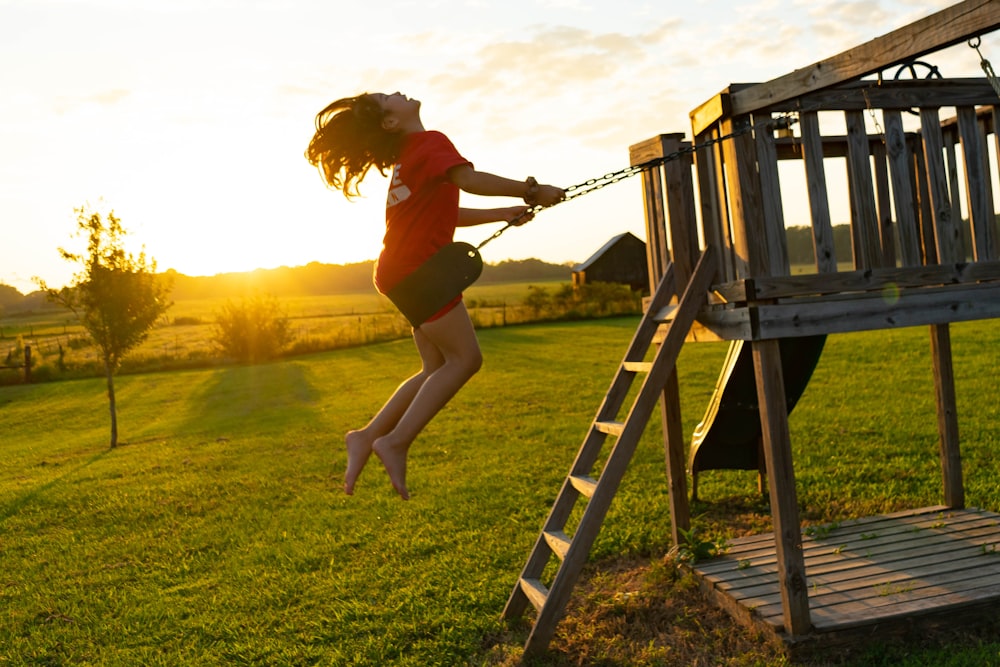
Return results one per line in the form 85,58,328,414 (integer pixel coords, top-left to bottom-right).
2,318,999,665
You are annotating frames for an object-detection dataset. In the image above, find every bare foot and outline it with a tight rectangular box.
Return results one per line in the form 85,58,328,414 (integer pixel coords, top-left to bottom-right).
344,430,373,495
372,436,410,500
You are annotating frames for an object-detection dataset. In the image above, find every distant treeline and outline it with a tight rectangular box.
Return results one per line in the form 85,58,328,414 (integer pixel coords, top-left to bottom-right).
0,257,574,313
164,257,573,301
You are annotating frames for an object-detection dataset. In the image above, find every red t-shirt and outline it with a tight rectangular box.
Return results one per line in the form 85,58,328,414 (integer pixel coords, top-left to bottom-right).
374,131,472,293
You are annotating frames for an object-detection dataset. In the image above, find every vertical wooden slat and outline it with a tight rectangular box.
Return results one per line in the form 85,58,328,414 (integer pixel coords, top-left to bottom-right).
754,114,790,276
944,128,965,258
977,113,997,256
642,165,670,290
957,106,999,260
698,128,738,283
931,323,964,509
799,111,837,273
913,143,938,264
872,141,897,267
919,107,962,263
753,339,811,635
845,109,883,269
723,115,769,279
884,110,922,266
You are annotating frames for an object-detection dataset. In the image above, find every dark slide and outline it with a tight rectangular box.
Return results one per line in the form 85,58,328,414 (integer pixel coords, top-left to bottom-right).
688,335,826,482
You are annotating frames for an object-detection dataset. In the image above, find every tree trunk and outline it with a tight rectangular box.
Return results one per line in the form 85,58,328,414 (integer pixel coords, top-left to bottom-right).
105,359,118,449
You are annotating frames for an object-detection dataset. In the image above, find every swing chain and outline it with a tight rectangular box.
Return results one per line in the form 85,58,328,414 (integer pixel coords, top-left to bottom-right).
478,118,767,250
970,36,1000,100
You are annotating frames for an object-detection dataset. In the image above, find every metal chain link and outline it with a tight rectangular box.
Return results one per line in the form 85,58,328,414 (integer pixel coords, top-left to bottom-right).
970,37,1000,100
476,119,761,250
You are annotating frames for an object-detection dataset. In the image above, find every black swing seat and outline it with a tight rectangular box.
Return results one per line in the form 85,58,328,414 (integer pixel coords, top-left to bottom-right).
385,241,484,326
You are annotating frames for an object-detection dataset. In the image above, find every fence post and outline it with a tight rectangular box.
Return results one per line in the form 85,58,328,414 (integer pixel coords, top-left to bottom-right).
24,345,31,383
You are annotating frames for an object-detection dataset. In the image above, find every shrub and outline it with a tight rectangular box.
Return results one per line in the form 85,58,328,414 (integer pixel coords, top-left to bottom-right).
524,285,551,317
212,294,292,363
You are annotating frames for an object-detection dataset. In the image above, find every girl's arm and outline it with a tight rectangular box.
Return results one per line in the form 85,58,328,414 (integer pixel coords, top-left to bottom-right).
448,164,564,207
457,206,533,228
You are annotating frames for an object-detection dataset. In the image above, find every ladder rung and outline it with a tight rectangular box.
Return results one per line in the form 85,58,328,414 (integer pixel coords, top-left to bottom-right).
543,530,571,561
652,304,678,323
622,361,653,373
520,577,549,612
569,474,598,498
594,420,625,436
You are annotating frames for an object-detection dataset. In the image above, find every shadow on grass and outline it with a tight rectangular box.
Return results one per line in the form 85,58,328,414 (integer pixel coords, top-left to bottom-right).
176,360,325,437
0,447,112,525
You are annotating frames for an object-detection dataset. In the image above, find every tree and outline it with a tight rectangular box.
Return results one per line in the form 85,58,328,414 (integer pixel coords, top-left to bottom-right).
38,206,172,448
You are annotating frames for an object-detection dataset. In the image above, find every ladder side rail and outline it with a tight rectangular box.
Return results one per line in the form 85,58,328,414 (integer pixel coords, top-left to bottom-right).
502,264,679,620
521,247,718,658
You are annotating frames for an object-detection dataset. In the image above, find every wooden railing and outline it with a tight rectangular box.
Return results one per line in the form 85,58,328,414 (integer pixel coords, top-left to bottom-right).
630,0,1000,342
631,78,1000,341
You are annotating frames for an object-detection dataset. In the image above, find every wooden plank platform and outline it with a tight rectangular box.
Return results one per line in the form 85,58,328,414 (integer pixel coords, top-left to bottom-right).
690,506,1000,653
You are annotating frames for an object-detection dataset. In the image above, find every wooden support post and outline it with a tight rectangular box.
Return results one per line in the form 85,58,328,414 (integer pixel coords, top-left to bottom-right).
662,368,690,544
753,339,811,636
630,134,675,287
662,135,698,287
630,134,694,543
930,323,964,509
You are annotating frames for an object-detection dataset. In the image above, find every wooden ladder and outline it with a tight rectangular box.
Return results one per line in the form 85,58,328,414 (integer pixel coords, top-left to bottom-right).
502,247,718,658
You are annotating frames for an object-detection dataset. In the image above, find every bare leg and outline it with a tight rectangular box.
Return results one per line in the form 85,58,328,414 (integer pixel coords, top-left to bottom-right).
343,328,446,495
373,303,482,499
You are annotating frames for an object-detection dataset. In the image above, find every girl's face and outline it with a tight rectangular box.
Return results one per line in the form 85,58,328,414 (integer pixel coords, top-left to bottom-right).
372,92,421,133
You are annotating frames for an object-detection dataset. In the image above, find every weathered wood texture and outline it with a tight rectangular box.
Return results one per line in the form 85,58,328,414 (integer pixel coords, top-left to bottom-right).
729,0,1000,117
753,339,810,634
692,507,1000,647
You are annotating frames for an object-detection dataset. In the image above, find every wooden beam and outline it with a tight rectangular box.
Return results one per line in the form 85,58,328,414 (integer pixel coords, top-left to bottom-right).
930,324,964,509
753,339,811,635
730,0,1000,116
753,282,1000,339
755,79,1000,115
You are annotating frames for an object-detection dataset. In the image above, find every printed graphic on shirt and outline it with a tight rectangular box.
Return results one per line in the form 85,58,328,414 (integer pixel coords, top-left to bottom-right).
386,164,411,208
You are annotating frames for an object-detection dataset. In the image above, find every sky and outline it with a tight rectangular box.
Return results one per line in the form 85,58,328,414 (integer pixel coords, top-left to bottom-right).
0,0,985,293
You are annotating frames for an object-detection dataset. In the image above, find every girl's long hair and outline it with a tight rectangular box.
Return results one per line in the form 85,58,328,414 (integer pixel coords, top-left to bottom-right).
305,94,402,199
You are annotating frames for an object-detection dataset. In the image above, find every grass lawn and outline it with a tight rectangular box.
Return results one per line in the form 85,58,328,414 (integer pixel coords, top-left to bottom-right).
1,317,999,665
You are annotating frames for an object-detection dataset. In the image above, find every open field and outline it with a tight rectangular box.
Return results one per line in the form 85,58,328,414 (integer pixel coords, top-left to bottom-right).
2,317,999,665
2,280,604,382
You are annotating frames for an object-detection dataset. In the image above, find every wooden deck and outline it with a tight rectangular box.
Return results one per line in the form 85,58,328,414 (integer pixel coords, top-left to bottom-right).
691,506,1000,653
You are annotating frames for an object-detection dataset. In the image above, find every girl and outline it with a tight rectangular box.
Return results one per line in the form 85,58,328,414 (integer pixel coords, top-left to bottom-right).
306,92,564,500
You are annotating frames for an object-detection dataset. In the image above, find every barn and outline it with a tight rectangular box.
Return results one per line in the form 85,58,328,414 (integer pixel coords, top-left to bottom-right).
570,231,648,293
